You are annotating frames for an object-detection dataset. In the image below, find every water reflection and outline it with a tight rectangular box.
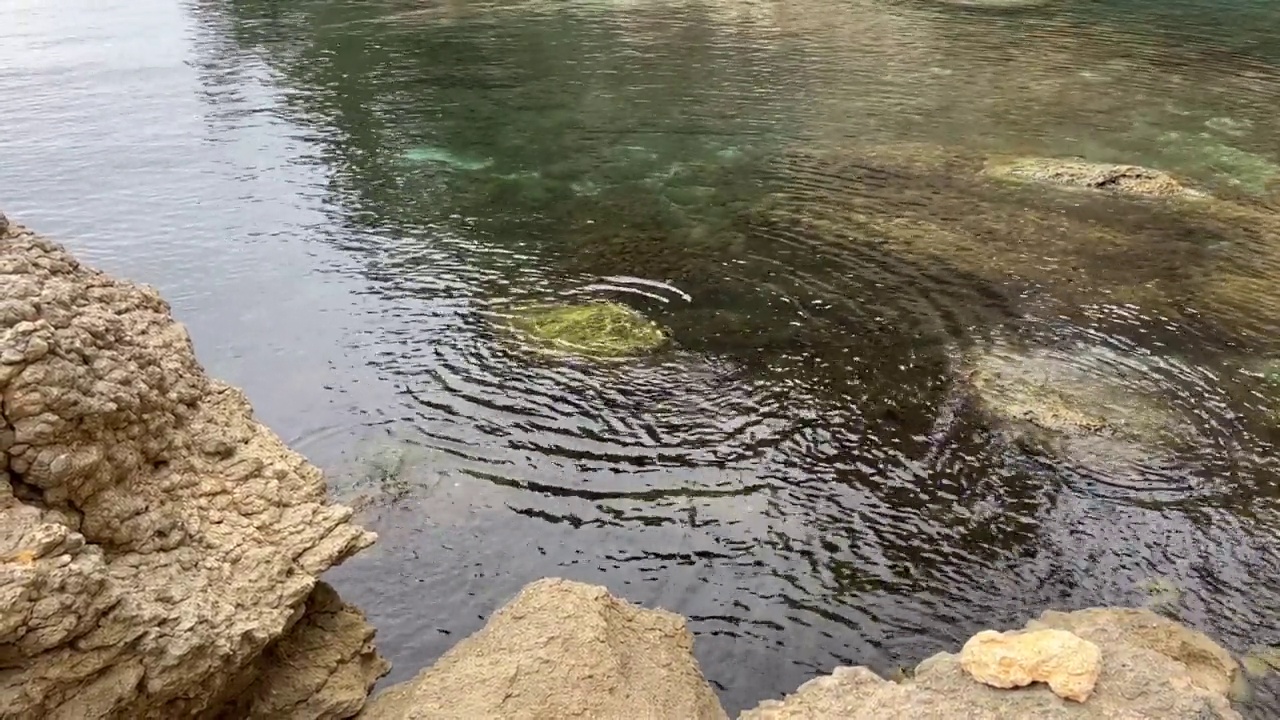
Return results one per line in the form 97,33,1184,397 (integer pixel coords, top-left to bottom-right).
4,0,1279,714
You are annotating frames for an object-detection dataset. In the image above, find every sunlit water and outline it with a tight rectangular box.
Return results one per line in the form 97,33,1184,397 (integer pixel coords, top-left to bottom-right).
3,0,1280,714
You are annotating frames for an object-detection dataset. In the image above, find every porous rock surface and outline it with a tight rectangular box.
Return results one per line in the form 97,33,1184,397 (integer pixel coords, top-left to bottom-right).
0,215,387,719
984,157,1200,198
959,628,1102,702
358,577,729,720
741,606,1241,719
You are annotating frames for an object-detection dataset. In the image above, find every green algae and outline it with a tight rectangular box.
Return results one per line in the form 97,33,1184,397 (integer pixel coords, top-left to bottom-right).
500,301,671,360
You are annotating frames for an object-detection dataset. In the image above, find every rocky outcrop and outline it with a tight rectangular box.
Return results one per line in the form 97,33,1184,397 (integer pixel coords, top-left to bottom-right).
362,577,1242,720
742,606,1241,719
358,578,729,720
0,214,387,719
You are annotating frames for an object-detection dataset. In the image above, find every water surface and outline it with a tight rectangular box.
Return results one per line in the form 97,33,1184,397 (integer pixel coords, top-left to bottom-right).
3,0,1280,714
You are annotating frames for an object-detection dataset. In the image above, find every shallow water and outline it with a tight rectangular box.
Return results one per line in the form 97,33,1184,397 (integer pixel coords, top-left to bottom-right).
3,0,1280,714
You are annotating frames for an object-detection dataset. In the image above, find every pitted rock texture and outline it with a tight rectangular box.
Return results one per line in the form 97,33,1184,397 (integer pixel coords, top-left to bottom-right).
214,582,391,720
741,606,1241,719
959,628,1101,702
359,577,729,720
0,215,384,719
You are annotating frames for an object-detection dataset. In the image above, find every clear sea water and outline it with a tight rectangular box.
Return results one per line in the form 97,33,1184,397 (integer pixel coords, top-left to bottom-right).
3,0,1279,714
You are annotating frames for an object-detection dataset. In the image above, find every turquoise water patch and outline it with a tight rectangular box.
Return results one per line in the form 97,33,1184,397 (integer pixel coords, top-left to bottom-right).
401,145,494,171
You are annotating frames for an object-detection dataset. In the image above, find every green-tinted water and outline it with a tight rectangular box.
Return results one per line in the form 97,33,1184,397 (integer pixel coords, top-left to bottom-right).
4,0,1280,714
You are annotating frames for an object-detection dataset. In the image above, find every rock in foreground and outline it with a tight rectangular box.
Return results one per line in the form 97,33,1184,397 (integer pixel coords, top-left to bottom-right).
0,215,387,719
742,606,1240,719
960,628,1101,702
359,578,728,720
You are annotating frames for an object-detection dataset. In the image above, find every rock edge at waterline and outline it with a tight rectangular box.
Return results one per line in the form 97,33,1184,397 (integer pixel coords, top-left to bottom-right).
364,577,1243,719
0,213,388,719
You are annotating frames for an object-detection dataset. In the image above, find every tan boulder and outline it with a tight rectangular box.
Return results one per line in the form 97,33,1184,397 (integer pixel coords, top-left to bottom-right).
0,215,386,719
739,606,1241,719
959,628,1101,701
359,577,728,720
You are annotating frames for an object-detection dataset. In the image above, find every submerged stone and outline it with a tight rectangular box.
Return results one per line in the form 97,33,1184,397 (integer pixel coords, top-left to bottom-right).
1157,131,1280,196
498,300,671,360
1138,576,1184,611
932,0,1051,7
963,343,1195,473
400,145,493,171
984,157,1200,198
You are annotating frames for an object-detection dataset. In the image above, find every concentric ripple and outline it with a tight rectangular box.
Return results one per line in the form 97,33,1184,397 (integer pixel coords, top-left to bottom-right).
7,0,1280,715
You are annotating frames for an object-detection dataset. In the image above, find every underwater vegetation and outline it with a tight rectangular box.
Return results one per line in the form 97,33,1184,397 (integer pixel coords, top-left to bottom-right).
493,300,671,361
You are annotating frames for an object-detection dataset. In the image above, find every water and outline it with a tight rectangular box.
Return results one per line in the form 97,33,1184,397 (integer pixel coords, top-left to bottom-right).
3,0,1280,714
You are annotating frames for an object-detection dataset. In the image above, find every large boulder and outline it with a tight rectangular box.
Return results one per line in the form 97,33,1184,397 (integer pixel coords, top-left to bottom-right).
741,607,1241,719
359,577,729,720
0,215,388,719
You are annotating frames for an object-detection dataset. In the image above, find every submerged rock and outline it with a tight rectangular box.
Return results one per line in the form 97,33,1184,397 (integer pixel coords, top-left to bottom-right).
0,218,386,718
1157,130,1279,196
984,157,1200,197
399,145,493,171
359,578,728,720
496,300,671,360
742,607,1241,719
1242,646,1280,678
932,0,1051,7
959,628,1102,702
962,343,1195,473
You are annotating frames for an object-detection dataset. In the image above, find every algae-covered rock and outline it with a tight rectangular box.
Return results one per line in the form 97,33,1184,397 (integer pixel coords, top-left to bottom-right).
496,300,671,360
984,157,1201,198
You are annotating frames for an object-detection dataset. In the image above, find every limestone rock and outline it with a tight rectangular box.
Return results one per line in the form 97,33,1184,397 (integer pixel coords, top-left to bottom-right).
0,217,386,719
359,577,728,720
740,606,1241,719
959,628,1101,701
1028,607,1239,697
985,157,1201,198
739,666,904,719
215,582,392,720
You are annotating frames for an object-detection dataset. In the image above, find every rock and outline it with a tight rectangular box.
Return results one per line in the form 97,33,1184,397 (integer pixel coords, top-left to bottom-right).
494,300,671,360
1029,607,1239,697
962,342,1197,476
740,606,1242,719
959,628,1101,701
214,582,392,720
984,157,1200,198
0,217,387,719
359,577,728,720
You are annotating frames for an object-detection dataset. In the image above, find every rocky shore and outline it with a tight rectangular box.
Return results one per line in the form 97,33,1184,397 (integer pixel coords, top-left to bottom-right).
0,214,1249,718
